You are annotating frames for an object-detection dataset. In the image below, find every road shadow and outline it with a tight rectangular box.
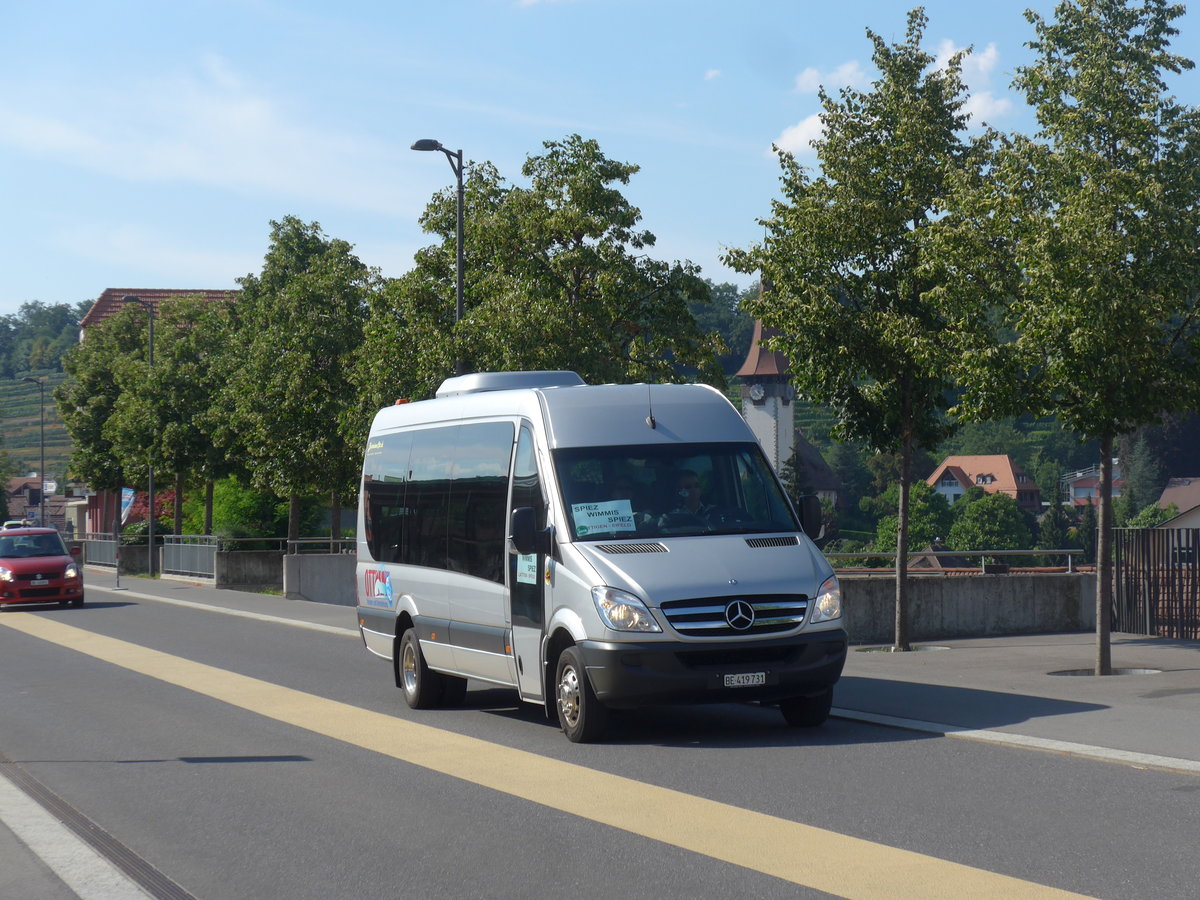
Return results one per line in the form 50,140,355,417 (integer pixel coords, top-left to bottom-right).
467,676,1111,749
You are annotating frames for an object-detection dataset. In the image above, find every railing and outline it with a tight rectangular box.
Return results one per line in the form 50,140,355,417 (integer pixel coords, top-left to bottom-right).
286,538,355,555
1114,527,1199,639
82,532,118,566
826,548,1086,574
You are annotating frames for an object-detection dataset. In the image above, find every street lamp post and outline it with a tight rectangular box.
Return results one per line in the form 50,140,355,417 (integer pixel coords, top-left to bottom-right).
123,295,156,577
20,376,45,527
411,138,466,375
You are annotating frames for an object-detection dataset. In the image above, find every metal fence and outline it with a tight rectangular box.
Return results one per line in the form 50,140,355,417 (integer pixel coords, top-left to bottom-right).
1114,527,1200,639
81,533,352,581
825,547,1085,574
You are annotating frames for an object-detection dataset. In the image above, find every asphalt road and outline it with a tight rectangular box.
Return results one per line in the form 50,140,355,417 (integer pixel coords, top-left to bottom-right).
1,587,1197,899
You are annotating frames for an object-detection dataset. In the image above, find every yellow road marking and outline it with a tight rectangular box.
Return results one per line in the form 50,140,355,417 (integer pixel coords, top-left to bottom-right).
2,614,1093,899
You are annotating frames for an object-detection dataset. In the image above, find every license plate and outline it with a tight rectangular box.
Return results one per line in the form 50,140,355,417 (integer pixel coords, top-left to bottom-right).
724,672,766,688
30,579,48,586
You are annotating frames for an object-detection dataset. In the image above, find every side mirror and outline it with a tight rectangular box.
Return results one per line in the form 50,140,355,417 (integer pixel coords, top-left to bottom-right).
510,507,552,556
797,495,824,541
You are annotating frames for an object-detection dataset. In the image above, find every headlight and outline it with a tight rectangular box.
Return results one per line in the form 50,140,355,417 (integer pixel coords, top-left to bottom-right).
64,563,81,580
0,565,12,583
810,574,842,623
591,586,661,633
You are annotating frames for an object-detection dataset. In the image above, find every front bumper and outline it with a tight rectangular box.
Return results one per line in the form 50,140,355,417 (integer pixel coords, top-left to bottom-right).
576,628,848,708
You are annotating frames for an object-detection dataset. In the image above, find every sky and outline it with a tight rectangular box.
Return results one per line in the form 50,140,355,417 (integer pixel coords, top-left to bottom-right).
4,0,1200,318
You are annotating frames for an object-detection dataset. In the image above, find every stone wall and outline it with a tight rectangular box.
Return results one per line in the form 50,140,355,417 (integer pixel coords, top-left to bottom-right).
841,573,1096,644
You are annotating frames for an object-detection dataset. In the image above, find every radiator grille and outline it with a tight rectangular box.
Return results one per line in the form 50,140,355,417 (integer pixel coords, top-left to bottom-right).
659,594,808,637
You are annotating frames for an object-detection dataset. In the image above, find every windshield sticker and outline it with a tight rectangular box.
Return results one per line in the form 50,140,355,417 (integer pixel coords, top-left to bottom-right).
571,500,635,536
516,553,538,585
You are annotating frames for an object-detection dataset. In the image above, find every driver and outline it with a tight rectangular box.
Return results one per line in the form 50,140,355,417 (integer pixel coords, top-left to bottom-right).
664,469,715,519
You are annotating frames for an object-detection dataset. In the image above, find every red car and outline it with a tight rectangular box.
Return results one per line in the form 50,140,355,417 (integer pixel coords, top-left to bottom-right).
0,527,85,608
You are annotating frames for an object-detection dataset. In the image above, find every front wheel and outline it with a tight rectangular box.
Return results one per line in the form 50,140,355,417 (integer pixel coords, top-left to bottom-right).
779,688,833,727
555,646,608,743
399,628,444,710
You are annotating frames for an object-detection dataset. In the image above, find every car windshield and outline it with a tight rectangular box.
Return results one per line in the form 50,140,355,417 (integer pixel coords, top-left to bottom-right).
553,442,800,541
0,533,68,559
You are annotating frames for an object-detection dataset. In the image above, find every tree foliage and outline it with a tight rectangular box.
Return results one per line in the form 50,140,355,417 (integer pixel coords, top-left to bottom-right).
355,135,726,413
725,9,986,648
953,0,1200,672
948,491,1033,555
228,216,375,538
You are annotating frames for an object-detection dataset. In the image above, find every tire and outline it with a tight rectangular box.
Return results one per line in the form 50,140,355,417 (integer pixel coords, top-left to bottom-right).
72,596,84,608
399,628,444,710
555,646,608,743
440,675,468,707
780,688,833,727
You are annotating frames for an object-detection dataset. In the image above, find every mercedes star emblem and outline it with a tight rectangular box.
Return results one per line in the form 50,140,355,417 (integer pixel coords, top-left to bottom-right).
725,600,755,630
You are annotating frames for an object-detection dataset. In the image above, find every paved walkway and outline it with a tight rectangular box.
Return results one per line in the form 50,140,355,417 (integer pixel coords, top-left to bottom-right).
4,570,1198,897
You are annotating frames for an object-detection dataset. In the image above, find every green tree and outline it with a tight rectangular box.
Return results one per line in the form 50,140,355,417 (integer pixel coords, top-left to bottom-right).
357,135,725,411
1116,434,1164,524
871,481,955,557
726,9,987,649
948,491,1033,559
104,296,236,535
954,0,1200,673
1125,501,1178,528
228,217,376,540
56,307,149,497
1036,480,1076,566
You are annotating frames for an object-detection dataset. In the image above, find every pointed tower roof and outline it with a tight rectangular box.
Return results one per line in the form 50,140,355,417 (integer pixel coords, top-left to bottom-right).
735,319,789,378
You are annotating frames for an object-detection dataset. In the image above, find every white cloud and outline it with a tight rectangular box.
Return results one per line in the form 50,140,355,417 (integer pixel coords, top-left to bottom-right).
705,68,721,81
773,113,823,156
932,39,1012,124
794,60,867,94
0,56,415,215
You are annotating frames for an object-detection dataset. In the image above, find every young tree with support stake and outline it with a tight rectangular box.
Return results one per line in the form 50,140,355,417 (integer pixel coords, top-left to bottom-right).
725,9,990,651
950,0,1200,674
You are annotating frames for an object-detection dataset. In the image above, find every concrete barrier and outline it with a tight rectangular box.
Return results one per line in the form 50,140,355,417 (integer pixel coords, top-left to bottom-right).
213,550,283,592
842,573,1096,644
284,553,357,605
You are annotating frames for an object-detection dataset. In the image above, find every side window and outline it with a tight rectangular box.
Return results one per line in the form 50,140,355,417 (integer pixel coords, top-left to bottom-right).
362,431,414,563
510,424,545,627
404,426,457,569
447,422,514,583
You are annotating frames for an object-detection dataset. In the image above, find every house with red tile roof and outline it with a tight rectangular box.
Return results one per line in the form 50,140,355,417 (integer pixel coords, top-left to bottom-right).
1156,477,1200,528
78,288,237,336
926,455,1042,514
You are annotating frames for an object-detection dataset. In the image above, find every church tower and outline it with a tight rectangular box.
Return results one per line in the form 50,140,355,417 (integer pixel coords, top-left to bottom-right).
735,318,794,473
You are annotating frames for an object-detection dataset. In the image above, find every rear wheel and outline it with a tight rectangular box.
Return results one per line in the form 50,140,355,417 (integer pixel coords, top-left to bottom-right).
780,688,833,727
399,628,444,709
555,646,608,743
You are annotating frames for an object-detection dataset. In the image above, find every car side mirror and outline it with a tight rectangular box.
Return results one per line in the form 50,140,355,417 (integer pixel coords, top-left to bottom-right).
797,495,824,541
510,507,552,556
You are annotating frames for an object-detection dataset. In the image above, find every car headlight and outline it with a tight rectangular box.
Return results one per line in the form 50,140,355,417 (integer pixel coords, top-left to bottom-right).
64,563,81,580
810,574,842,623
592,586,661,633
0,565,12,583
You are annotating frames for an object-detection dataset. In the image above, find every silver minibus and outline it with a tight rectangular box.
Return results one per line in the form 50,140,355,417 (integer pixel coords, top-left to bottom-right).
356,371,847,742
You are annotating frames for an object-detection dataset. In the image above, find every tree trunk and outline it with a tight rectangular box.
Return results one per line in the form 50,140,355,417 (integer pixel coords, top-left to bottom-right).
204,480,214,535
894,429,913,652
173,471,184,535
1095,436,1114,675
288,494,302,542
330,490,342,545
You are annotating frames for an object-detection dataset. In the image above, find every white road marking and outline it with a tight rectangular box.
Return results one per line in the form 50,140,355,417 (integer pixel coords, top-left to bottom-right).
0,771,151,900
833,708,1200,776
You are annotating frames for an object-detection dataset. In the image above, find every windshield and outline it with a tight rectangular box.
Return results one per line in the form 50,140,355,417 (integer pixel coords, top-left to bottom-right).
553,442,800,541
0,533,68,559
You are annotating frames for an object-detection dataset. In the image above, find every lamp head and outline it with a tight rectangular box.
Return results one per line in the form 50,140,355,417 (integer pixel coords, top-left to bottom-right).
410,139,443,152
